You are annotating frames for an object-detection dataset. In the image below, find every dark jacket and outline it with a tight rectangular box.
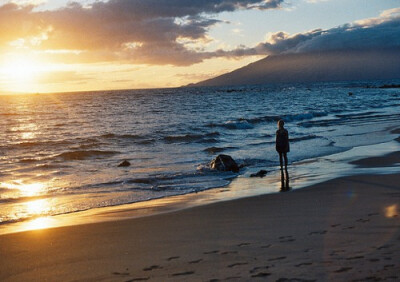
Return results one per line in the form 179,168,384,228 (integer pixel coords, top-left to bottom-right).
276,128,290,153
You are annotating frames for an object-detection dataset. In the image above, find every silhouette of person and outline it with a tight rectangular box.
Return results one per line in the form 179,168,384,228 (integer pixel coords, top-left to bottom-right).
276,119,290,191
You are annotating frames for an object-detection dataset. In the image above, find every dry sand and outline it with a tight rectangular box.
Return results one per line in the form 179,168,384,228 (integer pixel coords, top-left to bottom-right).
0,154,399,281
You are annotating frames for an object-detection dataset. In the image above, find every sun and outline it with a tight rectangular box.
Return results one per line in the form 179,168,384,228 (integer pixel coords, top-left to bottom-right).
5,58,37,81
0,54,45,93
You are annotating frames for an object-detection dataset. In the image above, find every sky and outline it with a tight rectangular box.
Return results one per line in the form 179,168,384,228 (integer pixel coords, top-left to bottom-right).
0,0,399,93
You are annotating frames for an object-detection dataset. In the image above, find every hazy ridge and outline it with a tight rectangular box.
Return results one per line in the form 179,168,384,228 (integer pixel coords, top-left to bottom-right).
193,49,400,87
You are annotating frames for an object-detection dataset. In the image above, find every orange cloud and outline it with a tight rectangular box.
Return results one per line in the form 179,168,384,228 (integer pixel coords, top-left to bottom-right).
0,1,284,65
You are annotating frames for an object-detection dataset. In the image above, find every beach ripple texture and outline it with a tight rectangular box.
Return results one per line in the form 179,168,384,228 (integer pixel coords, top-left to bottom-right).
1,80,400,224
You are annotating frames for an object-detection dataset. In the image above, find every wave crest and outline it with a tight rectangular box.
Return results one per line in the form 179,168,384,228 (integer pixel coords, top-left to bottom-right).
56,150,119,160
163,132,220,143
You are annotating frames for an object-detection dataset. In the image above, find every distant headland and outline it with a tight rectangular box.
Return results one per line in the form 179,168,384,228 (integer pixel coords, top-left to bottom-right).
190,49,400,87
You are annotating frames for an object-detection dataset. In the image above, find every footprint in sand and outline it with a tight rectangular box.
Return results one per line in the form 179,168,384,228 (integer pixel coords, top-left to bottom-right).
384,257,392,261
112,271,130,276
227,262,248,268
166,256,180,261
261,244,272,249
280,238,296,243
268,256,287,261
188,259,203,264
276,278,316,282
351,276,381,282
221,251,238,255
334,267,352,273
330,250,346,256
126,278,149,282
237,242,251,247
342,226,355,230
171,271,195,277
143,265,163,271
204,250,219,254
224,276,242,280
251,272,271,278
346,256,364,260
279,235,296,242
295,262,313,267
376,244,393,250
356,218,370,223
309,230,327,235
249,266,270,274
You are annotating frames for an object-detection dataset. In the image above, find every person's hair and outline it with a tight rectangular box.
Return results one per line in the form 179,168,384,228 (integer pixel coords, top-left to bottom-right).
278,119,285,128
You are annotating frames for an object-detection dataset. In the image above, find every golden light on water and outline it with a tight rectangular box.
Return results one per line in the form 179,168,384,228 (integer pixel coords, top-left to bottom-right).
0,182,55,232
9,122,39,140
18,182,45,197
25,199,50,215
1,180,46,197
21,123,38,140
24,217,53,231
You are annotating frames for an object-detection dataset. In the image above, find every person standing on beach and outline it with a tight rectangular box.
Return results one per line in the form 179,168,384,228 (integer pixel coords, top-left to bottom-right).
276,119,290,190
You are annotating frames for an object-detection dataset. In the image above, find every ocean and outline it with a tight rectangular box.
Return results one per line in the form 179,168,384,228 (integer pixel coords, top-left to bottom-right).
1,80,400,226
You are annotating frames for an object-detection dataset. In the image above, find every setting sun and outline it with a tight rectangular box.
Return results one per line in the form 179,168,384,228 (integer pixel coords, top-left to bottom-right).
0,54,45,93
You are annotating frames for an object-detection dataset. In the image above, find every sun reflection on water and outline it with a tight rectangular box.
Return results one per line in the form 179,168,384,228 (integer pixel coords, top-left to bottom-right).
1,180,47,197
24,217,53,231
10,122,38,140
25,198,50,215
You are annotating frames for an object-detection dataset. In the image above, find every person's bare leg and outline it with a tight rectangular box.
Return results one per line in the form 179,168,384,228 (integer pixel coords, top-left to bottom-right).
284,153,289,188
279,152,284,188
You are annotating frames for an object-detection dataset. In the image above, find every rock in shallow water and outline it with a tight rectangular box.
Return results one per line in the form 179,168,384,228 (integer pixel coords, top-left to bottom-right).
210,154,239,173
118,160,131,167
250,170,268,178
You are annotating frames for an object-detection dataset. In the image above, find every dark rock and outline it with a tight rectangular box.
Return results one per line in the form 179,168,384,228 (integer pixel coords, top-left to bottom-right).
379,84,400,89
348,92,353,96
118,160,131,167
250,170,268,178
210,154,239,173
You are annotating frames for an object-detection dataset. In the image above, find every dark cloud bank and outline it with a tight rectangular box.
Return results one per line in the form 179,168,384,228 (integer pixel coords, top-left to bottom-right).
0,0,283,65
1,1,400,68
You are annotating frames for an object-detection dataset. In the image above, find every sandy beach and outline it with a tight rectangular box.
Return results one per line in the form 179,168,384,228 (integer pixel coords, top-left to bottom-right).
0,148,399,282
1,1,400,281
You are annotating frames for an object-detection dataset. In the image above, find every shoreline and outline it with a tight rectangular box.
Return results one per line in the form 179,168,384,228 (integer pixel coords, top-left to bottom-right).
0,150,399,280
1,136,400,236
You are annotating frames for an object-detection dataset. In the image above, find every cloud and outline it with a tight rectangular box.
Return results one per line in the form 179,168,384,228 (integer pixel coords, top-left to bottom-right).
36,70,92,84
2,1,399,66
305,0,329,3
4,0,46,6
222,7,400,57
0,0,284,65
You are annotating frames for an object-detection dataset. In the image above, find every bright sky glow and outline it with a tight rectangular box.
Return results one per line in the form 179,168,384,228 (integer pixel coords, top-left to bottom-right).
0,0,399,93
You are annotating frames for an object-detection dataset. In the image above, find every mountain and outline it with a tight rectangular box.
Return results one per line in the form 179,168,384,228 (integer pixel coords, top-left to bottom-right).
193,49,400,87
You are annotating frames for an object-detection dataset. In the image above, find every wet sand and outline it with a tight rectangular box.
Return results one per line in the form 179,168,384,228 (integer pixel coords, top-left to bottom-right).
0,156,399,281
